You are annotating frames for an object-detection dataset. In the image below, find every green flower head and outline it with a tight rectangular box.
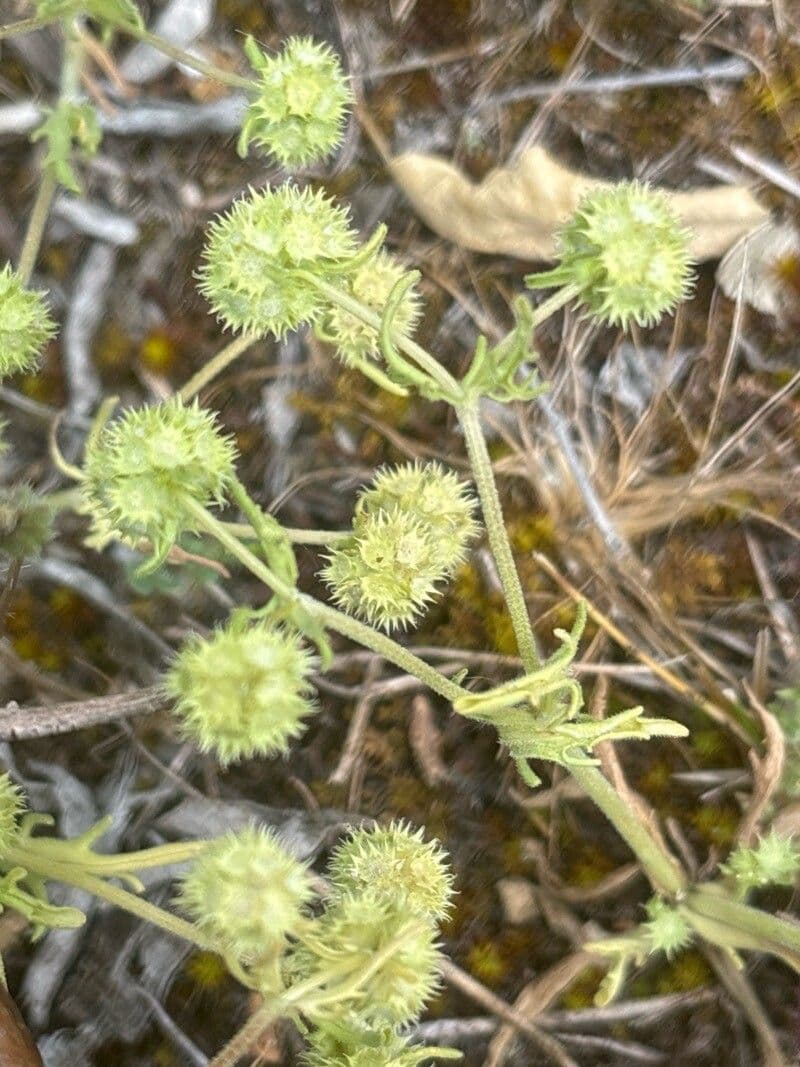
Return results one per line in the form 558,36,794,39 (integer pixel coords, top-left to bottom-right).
239,36,352,166
167,618,317,765
0,485,55,559
721,830,800,890
197,184,357,338
527,181,694,329
358,462,478,566
83,397,236,565
177,826,314,961
321,463,477,631
295,892,442,1027
321,509,447,631
315,249,422,366
0,265,56,379
304,1019,459,1066
327,822,454,921
0,774,24,853
644,897,693,959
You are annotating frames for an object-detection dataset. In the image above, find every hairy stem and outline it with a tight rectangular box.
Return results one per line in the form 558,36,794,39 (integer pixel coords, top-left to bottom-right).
529,283,580,327
457,402,541,670
17,172,57,286
0,14,59,40
219,521,351,545
184,498,465,704
4,845,214,949
18,26,85,284
179,334,260,401
120,24,254,89
18,835,210,877
302,273,462,401
457,403,687,896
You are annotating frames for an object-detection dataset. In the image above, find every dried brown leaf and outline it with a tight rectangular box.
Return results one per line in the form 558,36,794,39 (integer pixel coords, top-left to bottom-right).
390,146,769,261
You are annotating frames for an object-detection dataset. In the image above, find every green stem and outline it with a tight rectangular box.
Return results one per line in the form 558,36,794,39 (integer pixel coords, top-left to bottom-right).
570,764,685,895
529,283,580,327
120,24,254,89
302,274,462,401
18,25,85,285
0,14,59,39
4,844,214,949
183,498,464,704
18,836,210,877
179,334,260,401
219,521,351,546
209,924,426,1066
457,402,541,670
17,171,57,286
457,402,687,896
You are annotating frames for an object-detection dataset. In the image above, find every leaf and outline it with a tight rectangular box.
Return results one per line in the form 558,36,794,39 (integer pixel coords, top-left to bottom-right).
390,146,768,263
716,220,800,316
31,101,102,194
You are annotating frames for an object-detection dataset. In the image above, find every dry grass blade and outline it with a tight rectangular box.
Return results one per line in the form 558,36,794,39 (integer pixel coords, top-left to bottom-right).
0,686,166,740
439,959,579,1067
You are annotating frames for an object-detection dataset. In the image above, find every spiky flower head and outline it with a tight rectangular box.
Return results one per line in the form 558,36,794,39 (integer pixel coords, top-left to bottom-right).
294,892,442,1026
321,509,449,631
357,462,478,563
0,265,56,379
177,826,314,962
198,184,356,338
321,464,477,631
83,397,236,565
303,1020,459,1066
527,182,694,329
0,485,55,559
239,36,351,166
328,822,454,921
0,774,25,853
167,618,317,765
314,250,421,366
644,897,693,959
721,830,800,890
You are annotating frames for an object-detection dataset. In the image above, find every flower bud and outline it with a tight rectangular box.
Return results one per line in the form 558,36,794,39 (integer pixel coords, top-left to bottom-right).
294,892,442,1026
358,462,477,570
239,36,351,166
0,265,56,379
527,182,694,329
321,464,477,631
0,486,55,559
314,249,421,366
167,619,317,765
643,897,692,959
177,826,314,962
321,509,446,631
197,184,356,338
327,822,454,921
83,397,236,564
0,774,24,853
721,830,800,890
303,1019,454,1066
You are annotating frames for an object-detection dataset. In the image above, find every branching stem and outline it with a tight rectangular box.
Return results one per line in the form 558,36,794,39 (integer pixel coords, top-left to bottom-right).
184,498,465,705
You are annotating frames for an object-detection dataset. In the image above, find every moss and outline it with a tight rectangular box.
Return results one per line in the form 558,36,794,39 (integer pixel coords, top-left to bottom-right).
564,844,617,888
507,512,557,554
689,727,739,767
183,950,232,993
139,331,179,374
559,965,606,1009
654,950,713,994
465,939,508,987
690,804,740,848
